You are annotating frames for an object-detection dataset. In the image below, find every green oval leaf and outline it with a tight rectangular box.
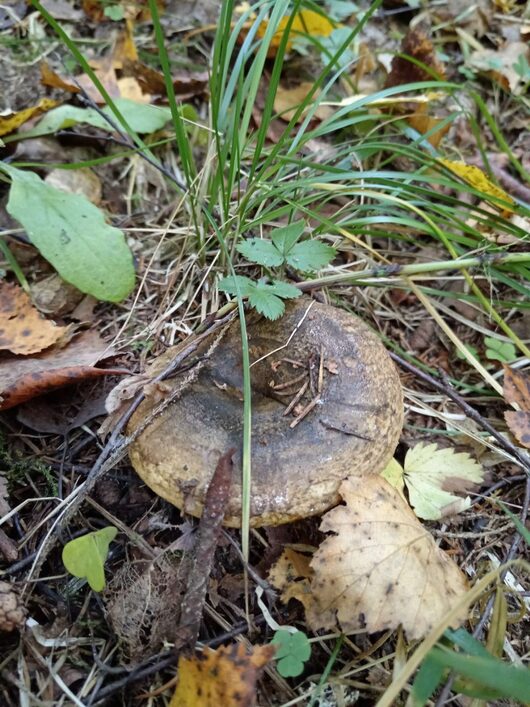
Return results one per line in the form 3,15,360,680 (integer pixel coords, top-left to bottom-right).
62,526,118,592
1,163,135,302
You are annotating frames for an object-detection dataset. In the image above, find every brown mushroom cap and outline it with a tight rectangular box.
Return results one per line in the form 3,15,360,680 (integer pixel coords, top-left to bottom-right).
128,299,403,527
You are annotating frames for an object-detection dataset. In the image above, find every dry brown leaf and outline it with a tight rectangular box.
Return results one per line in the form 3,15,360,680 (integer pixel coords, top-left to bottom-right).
170,643,275,707
30,275,84,317
503,365,530,448
0,98,60,137
385,26,445,88
309,476,469,640
273,82,332,123
503,364,530,409
0,329,124,410
469,42,530,95
0,281,69,355
44,167,102,205
40,62,79,92
384,26,447,147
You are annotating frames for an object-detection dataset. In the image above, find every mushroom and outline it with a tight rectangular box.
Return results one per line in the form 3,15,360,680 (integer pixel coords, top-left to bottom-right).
128,299,403,527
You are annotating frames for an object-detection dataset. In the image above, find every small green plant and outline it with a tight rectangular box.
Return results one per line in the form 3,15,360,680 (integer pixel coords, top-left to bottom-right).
219,221,335,319
103,4,125,21
411,628,530,705
484,336,516,363
271,629,311,677
62,526,117,591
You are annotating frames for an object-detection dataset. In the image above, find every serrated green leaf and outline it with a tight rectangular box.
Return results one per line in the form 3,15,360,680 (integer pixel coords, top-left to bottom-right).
271,630,311,678
218,275,255,297
270,221,305,256
248,284,285,320
62,526,117,591
237,238,284,267
286,240,335,272
1,163,135,302
23,99,172,139
268,280,302,299
403,443,484,520
380,457,406,501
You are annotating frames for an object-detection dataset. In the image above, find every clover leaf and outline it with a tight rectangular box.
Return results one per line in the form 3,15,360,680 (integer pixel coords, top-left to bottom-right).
271,629,311,677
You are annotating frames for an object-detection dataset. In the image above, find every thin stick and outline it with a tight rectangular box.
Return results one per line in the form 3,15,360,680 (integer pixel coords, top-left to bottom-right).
249,300,315,368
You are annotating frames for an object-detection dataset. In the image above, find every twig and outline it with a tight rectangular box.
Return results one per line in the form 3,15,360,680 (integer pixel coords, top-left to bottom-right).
290,395,321,429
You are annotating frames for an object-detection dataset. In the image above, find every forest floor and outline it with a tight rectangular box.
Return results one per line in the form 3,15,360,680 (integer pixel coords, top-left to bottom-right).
1,0,530,705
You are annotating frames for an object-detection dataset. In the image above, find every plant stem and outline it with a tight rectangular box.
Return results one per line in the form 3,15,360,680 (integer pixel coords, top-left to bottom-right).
298,252,530,290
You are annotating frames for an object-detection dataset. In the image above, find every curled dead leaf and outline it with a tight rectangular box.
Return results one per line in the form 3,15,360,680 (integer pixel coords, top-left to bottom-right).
0,329,125,410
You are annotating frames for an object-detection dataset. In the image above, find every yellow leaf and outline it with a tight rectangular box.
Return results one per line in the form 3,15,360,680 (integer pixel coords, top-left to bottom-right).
380,456,406,501
439,158,515,215
0,98,60,137
309,475,469,641
241,8,337,57
170,643,275,707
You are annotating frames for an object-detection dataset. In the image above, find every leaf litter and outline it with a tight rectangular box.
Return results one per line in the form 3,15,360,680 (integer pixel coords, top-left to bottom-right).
2,0,530,704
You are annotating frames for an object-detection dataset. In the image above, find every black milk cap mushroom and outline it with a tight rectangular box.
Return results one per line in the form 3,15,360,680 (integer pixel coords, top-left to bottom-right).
128,299,403,527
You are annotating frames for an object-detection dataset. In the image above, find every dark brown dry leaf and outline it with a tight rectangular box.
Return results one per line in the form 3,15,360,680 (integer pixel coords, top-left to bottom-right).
504,411,530,449
0,281,71,355
385,26,445,88
503,364,530,410
0,329,125,410
175,448,234,650
16,388,108,434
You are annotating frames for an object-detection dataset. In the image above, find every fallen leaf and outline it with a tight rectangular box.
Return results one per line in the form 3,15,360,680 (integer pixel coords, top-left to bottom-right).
44,167,102,205
40,0,83,21
175,449,234,650
384,443,484,520
0,281,70,355
273,82,332,123
170,643,275,707
62,526,117,591
240,8,336,58
0,329,124,410
309,476,469,641
468,42,530,95
0,98,60,137
40,62,79,92
438,159,515,215
385,26,445,88
269,547,314,609
384,26,447,146
17,388,109,434
503,364,530,409
30,274,84,317
503,365,530,448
